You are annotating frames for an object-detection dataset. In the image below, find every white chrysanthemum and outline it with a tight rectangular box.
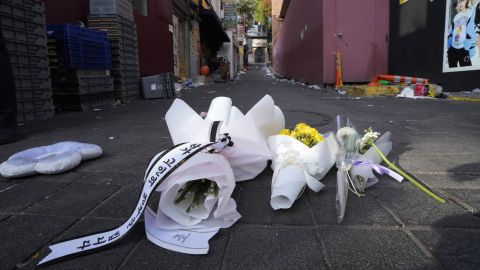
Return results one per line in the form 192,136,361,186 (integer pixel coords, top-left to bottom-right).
336,127,356,142
357,128,381,154
336,127,359,154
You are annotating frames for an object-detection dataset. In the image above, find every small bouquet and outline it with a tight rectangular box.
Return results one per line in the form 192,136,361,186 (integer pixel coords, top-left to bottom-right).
335,116,445,223
267,123,338,210
145,151,241,254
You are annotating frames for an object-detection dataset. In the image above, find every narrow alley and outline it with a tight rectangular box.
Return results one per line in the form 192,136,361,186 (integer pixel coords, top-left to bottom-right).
1,65,479,269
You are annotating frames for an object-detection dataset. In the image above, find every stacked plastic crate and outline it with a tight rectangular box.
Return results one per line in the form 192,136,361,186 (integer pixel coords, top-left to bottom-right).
87,0,140,101
0,0,53,123
47,24,114,111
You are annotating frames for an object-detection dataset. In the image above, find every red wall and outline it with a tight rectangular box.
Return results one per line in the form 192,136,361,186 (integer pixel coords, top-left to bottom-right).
134,0,173,76
45,0,89,24
44,0,173,76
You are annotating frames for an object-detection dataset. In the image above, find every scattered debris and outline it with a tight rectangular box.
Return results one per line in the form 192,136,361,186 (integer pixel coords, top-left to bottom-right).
396,87,434,99
344,85,400,96
175,83,183,91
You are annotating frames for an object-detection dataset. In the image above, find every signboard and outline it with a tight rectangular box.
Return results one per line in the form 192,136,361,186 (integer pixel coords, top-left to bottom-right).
223,3,237,29
442,0,480,72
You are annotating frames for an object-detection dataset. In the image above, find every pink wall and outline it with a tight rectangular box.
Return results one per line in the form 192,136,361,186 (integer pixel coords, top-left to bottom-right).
274,0,389,84
273,0,324,83
44,0,173,76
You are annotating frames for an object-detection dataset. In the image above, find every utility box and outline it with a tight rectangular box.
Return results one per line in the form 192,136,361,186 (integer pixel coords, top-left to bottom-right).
141,75,165,99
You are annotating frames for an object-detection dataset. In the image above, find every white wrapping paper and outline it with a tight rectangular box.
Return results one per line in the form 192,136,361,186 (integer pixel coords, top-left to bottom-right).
165,95,285,181
267,132,339,210
145,151,241,254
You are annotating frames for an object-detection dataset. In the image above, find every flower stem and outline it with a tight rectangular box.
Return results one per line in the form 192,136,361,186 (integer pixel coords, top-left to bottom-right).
372,144,446,203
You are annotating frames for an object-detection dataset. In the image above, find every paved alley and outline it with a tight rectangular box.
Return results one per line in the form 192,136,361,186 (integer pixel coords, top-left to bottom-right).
1,65,480,270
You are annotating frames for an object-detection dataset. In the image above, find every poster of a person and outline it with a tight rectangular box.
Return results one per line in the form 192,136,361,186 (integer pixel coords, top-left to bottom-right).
443,0,480,72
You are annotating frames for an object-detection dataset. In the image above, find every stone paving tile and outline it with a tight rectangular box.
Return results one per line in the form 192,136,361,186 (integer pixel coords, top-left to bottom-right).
0,181,16,190
119,229,229,270
319,228,438,269
24,183,121,217
100,138,170,158
235,186,314,225
371,185,480,228
399,153,479,174
77,171,143,186
400,133,480,155
412,226,480,270
28,218,144,270
308,187,398,226
74,154,150,175
10,171,84,184
411,173,480,189
0,214,10,222
88,186,142,220
441,188,480,211
223,225,327,270
0,181,69,213
0,215,77,270
406,118,480,133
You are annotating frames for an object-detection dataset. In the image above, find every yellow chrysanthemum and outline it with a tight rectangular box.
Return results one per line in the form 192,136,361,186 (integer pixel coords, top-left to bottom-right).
279,129,291,136
279,123,324,147
295,123,309,130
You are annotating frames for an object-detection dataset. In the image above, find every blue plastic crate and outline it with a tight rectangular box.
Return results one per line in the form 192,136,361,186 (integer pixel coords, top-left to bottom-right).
47,24,112,69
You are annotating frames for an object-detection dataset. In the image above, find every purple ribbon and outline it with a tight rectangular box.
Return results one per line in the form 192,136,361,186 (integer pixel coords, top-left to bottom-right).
352,160,404,182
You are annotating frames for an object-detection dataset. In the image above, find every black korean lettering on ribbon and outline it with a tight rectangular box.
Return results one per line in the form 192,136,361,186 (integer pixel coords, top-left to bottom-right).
77,241,91,251
163,158,176,168
107,231,120,241
180,144,202,155
37,141,219,267
93,237,106,246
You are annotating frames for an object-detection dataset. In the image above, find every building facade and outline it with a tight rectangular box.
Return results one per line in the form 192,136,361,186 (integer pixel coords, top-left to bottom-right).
273,0,389,84
389,0,480,91
45,0,174,76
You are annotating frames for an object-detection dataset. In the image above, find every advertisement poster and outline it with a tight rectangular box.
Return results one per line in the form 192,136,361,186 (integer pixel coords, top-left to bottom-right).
443,0,480,72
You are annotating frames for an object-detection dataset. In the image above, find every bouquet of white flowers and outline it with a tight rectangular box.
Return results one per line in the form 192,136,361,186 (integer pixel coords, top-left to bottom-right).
145,95,285,254
145,150,241,254
335,116,445,223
